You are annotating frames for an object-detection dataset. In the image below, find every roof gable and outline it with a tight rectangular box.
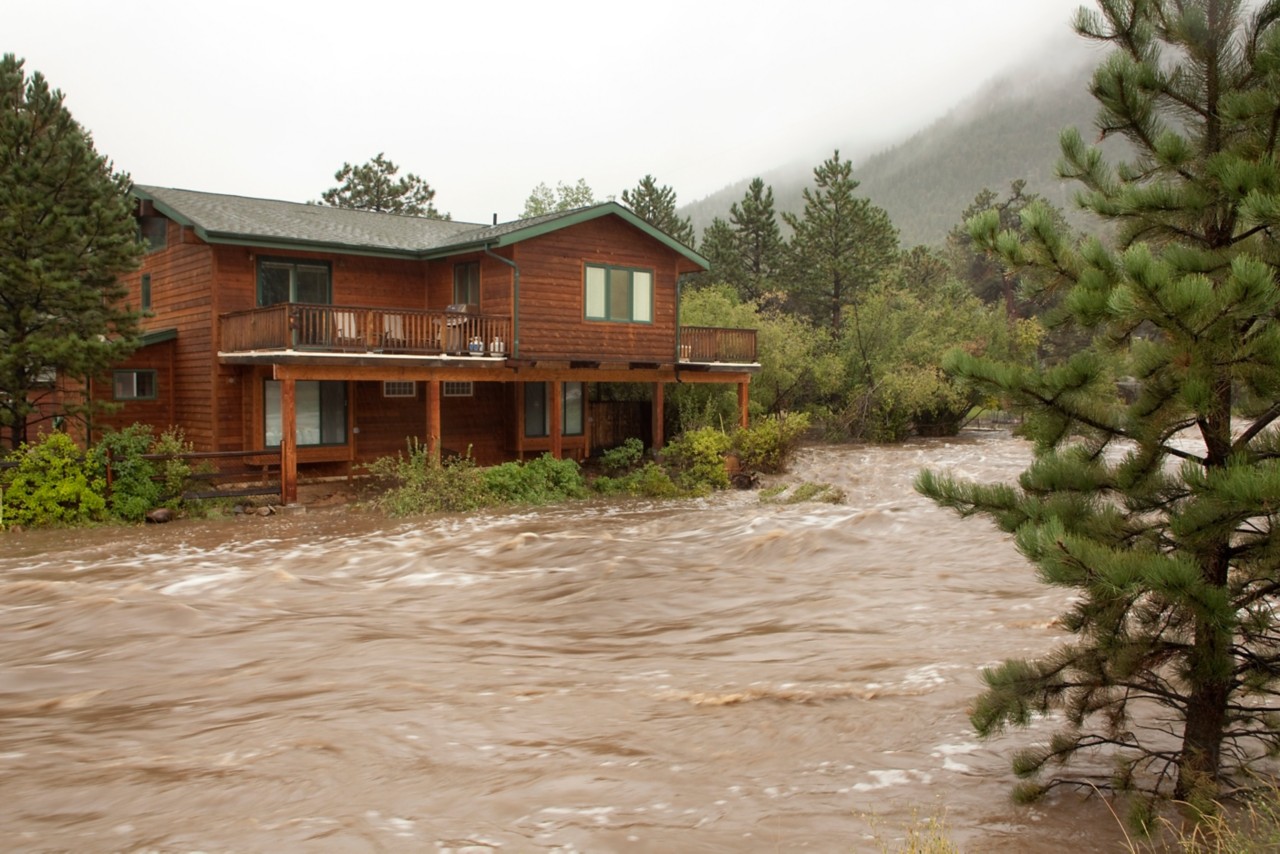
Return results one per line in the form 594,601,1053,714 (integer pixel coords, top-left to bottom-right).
133,187,707,269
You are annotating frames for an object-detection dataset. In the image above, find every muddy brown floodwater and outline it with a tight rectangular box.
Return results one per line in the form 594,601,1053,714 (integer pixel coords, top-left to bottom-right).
0,432,1136,852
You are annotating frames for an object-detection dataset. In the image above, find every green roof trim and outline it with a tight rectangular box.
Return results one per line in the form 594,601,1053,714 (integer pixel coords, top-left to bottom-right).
137,327,178,347
422,203,710,269
131,188,708,269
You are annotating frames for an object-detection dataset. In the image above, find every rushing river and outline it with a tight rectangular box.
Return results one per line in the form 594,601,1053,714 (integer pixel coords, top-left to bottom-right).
0,432,1135,852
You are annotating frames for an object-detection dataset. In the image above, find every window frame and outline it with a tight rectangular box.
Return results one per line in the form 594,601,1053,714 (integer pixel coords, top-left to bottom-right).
140,273,152,311
523,381,584,437
443,381,474,398
256,257,333,307
113,369,158,401
263,379,348,448
139,217,167,253
583,263,653,324
453,261,480,306
382,381,417,398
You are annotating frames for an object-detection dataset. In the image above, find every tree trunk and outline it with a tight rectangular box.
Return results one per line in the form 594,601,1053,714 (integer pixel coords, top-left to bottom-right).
1176,610,1231,799
1177,390,1235,798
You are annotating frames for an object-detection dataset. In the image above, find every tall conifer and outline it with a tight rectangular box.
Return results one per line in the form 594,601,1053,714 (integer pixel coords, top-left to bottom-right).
728,178,783,302
782,151,898,336
621,175,695,247
0,54,143,449
918,0,1280,809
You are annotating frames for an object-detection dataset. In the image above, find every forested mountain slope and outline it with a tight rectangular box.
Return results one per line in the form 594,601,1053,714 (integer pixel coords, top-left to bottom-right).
683,40,1119,248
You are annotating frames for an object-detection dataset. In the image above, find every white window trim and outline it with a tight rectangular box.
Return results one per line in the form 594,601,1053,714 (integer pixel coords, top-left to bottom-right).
383,381,417,398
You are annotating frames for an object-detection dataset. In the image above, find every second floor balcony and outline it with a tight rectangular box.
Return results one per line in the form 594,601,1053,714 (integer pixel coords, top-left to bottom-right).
219,304,758,364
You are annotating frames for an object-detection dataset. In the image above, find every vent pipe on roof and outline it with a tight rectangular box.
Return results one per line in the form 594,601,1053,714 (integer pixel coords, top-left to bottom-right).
492,213,497,225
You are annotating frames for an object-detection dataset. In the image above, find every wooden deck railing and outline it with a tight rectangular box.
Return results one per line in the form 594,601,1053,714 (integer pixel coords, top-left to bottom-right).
220,304,513,356
679,326,757,363
219,304,757,364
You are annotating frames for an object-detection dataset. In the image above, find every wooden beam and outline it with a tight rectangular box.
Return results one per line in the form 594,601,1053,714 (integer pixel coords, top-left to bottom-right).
738,380,750,429
652,382,665,450
280,378,297,505
550,380,562,459
269,362,756,386
426,379,441,460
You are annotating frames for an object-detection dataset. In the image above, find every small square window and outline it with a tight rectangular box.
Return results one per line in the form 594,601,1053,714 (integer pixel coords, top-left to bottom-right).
139,217,167,253
383,381,417,398
113,370,157,400
443,381,473,397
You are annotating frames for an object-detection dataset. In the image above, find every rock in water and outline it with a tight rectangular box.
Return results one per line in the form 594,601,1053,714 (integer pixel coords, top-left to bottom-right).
145,508,174,524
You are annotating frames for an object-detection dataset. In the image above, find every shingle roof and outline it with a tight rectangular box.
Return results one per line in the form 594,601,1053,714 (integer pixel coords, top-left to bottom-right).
134,186,478,255
133,186,708,269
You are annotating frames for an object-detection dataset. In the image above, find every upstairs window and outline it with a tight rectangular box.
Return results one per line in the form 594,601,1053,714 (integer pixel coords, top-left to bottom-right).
258,258,331,306
141,273,152,311
114,370,157,400
139,216,167,253
584,264,652,323
453,261,480,306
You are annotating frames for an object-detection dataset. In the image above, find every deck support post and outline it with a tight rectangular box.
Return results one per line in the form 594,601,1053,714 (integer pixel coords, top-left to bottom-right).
280,377,298,505
738,380,750,429
652,382,665,450
426,379,441,460
551,381,563,459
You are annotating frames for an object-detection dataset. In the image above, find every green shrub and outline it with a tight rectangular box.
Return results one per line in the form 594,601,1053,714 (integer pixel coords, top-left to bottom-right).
660,426,732,495
591,461,681,498
732,411,811,474
599,437,644,474
364,440,489,516
482,453,587,505
92,424,162,522
1,432,107,528
150,427,196,501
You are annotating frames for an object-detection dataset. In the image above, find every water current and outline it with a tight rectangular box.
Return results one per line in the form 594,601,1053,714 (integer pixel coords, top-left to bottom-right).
0,432,1136,852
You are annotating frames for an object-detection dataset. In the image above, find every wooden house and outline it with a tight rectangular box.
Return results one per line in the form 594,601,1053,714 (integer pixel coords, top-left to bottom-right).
100,187,758,502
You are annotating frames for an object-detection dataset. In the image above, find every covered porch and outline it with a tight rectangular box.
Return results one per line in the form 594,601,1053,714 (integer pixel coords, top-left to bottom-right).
246,360,756,505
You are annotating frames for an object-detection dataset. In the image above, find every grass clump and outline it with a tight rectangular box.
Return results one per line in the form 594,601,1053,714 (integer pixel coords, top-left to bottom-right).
1125,786,1280,853
760,481,845,505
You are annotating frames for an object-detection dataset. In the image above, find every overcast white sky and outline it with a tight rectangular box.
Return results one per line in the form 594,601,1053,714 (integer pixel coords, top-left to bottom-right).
11,0,1087,224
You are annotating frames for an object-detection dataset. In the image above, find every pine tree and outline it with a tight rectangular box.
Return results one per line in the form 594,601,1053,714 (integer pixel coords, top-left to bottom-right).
0,54,144,450
621,174,695,246
728,178,784,302
918,0,1280,808
694,217,745,286
782,151,899,337
320,153,446,218
521,178,595,218
947,181,1052,319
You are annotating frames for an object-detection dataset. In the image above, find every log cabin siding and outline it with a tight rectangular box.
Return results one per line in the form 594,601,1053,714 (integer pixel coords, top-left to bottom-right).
90,339,177,438
510,217,682,363
127,219,217,448
352,380,511,466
